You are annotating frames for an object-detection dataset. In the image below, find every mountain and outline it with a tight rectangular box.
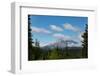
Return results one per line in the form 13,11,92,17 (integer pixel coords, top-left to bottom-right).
42,40,79,50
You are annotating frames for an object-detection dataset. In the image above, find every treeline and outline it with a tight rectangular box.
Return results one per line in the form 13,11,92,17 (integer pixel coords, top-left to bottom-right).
29,46,83,60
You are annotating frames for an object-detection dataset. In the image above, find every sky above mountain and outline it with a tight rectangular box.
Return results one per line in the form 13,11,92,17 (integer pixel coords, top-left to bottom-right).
29,15,88,47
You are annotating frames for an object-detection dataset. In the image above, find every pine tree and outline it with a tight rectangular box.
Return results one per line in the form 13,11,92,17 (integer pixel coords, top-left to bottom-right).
82,24,88,58
28,15,34,60
35,39,40,47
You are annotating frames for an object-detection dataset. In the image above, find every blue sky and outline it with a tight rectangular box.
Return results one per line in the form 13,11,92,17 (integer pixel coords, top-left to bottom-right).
29,15,88,47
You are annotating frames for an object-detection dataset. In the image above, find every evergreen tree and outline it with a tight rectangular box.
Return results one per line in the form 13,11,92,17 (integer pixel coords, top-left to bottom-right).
48,49,60,59
82,24,88,58
63,41,69,58
35,39,40,47
65,41,68,51
28,15,34,60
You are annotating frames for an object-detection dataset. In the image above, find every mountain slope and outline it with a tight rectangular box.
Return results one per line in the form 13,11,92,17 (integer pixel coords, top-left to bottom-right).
42,40,79,49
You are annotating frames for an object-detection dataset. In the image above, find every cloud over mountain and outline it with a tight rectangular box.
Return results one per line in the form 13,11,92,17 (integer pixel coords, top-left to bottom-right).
52,33,70,40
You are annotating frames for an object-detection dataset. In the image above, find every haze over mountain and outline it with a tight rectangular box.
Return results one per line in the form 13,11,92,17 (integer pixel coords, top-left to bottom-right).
42,40,81,49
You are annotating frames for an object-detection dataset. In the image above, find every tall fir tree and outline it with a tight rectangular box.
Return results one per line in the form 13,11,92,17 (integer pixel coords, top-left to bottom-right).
82,24,88,58
28,15,34,60
35,39,40,47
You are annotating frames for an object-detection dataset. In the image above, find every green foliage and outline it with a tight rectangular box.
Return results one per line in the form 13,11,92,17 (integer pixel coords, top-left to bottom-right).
29,46,83,60
47,48,60,59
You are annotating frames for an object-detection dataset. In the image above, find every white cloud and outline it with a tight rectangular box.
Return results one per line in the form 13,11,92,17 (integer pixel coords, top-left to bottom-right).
31,26,51,34
70,32,84,47
69,42,82,47
63,23,80,32
78,32,84,41
40,41,54,47
50,25,63,32
53,33,70,40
